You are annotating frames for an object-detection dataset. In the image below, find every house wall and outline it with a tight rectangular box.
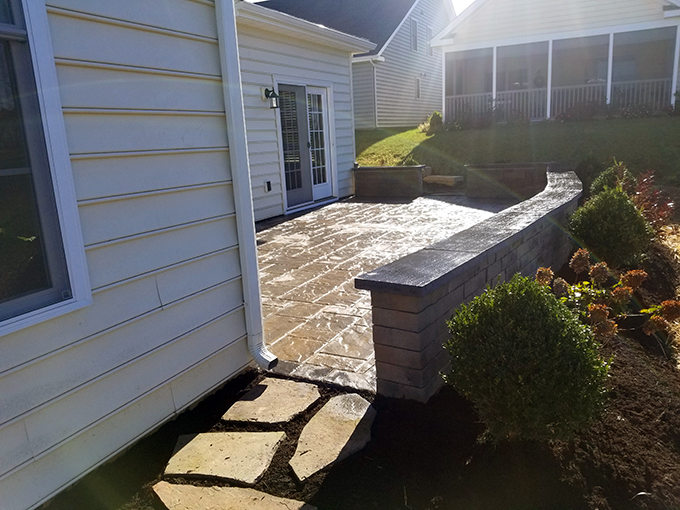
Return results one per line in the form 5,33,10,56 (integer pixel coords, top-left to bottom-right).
451,0,667,47
375,0,450,127
352,61,377,129
237,23,357,219
0,2,254,509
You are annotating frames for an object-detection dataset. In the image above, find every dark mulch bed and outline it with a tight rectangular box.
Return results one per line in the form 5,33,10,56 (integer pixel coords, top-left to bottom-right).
44,242,680,510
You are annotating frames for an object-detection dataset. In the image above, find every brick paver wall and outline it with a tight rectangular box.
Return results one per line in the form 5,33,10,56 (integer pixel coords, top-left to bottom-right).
355,170,582,402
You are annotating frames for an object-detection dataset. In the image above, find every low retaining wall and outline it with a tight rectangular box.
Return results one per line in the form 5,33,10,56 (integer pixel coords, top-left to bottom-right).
355,169,582,402
466,162,549,200
353,165,431,198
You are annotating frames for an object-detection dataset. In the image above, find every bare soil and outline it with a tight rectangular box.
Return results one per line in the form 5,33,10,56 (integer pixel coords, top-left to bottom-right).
44,238,680,510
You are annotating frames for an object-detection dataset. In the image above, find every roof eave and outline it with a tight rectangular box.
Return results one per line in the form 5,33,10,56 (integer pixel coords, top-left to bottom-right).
431,0,489,47
236,2,376,54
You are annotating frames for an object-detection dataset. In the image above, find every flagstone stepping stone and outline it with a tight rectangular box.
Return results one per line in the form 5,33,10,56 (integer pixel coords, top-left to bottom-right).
164,432,285,486
222,377,320,424
153,481,318,510
289,393,376,481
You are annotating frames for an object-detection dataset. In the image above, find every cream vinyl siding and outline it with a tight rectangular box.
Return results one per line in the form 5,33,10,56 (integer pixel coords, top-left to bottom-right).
375,0,449,127
453,0,667,47
353,61,377,128
237,24,357,219
0,2,253,509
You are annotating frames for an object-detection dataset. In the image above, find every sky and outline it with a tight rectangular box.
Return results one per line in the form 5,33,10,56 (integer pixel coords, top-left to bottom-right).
451,0,475,16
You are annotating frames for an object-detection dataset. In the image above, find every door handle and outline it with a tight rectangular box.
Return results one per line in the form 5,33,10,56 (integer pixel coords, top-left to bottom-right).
307,141,311,148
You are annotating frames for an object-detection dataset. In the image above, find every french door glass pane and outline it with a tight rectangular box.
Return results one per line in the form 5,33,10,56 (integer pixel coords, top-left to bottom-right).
307,93,327,186
0,0,12,24
0,41,50,304
279,90,303,191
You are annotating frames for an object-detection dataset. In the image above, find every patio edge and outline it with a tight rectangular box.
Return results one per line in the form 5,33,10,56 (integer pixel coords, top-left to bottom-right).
355,167,582,402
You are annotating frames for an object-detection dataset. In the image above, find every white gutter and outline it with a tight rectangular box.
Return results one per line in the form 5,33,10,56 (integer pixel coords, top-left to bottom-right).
215,0,277,370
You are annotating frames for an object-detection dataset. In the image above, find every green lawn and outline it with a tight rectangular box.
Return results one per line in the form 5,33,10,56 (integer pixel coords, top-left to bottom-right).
356,117,680,184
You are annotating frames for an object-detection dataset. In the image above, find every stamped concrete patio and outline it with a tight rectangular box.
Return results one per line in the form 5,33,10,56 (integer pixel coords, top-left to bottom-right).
256,194,518,392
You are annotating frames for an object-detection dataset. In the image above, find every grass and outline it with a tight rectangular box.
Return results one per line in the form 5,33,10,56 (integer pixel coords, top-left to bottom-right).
356,117,680,184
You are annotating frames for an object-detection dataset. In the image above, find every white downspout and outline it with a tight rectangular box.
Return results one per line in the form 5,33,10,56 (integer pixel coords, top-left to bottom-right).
370,59,379,128
671,25,680,107
215,0,278,370
492,46,497,107
606,32,614,105
546,39,553,119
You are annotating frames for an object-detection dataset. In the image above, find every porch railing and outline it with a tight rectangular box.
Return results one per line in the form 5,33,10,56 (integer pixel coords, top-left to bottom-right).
445,92,493,121
551,83,607,118
446,78,674,121
611,78,672,113
495,89,547,121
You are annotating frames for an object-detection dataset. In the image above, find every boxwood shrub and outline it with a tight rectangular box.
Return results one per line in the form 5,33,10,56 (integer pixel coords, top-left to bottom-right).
569,187,652,267
444,274,609,442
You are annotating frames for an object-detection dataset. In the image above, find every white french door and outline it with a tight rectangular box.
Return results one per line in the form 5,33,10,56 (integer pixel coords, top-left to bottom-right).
306,87,332,201
278,84,333,209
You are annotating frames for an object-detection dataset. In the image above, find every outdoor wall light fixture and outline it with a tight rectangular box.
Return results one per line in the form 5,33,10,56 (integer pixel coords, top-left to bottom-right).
261,87,280,109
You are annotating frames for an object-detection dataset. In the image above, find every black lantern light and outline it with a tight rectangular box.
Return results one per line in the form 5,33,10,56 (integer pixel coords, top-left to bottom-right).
263,88,280,109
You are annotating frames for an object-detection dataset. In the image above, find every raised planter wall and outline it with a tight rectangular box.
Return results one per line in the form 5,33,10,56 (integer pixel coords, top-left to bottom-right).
353,165,431,198
466,162,549,200
355,169,582,402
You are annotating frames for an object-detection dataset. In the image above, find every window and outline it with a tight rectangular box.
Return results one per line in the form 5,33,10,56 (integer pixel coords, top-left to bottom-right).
410,19,418,52
427,27,433,56
416,77,422,99
0,0,88,329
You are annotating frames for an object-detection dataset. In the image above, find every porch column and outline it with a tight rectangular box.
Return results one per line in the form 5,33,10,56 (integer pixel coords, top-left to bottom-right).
492,46,497,106
442,50,447,122
606,32,614,104
672,25,680,107
546,39,553,119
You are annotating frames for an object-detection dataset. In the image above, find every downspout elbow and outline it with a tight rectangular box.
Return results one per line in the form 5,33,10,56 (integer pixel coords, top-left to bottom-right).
248,329,278,370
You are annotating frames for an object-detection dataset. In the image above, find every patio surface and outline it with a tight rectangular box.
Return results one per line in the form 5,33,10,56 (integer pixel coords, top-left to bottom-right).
256,194,518,391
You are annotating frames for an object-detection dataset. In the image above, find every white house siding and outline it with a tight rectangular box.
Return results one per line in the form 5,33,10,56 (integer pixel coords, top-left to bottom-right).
0,2,254,509
353,61,377,129
375,0,449,127
452,0,667,47
237,24,357,220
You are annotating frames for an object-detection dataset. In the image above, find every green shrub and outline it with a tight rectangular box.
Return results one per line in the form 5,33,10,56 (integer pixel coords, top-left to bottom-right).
419,111,444,134
590,161,634,196
569,187,652,267
444,275,609,442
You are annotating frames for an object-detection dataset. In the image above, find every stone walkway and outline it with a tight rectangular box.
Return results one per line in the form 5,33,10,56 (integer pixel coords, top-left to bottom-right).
256,194,517,391
153,377,375,509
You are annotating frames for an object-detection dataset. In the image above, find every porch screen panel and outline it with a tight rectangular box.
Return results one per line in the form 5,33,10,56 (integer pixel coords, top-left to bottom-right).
612,27,676,112
279,90,303,191
307,93,327,186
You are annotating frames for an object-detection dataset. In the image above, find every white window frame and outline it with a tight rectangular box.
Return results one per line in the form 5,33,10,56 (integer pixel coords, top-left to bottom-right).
416,77,422,99
427,26,433,56
0,0,91,337
411,19,418,52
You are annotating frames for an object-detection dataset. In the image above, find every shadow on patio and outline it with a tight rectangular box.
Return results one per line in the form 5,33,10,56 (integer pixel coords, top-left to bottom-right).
256,194,519,392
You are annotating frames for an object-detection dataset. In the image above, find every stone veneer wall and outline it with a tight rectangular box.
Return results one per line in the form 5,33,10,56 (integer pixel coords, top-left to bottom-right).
355,170,582,402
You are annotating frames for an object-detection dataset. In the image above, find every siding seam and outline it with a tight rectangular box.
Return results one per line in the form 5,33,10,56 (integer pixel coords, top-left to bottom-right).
45,5,218,43
54,57,222,80
83,213,236,249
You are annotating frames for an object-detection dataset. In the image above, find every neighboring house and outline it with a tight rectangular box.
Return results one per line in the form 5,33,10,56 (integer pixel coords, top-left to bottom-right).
235,1,374,220
255,0,455,129
0,1,371,508
433,0,680,121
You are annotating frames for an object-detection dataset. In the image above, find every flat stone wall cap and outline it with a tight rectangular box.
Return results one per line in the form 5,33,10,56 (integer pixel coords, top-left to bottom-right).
222,378,320,424
164,432,285,486
289,394,376,481
153,481,318,510
355,249,476,296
